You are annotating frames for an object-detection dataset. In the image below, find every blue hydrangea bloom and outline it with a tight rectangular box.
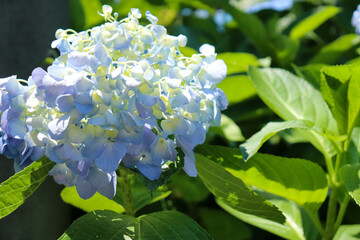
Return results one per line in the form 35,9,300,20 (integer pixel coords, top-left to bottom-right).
0,6,228,199
352,5,360,35
246,0,294,13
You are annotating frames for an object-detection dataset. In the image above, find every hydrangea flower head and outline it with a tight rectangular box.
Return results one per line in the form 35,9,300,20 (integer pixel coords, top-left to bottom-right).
0,6,228,199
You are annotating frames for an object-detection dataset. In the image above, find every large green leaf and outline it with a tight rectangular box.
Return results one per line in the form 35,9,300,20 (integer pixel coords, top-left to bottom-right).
217,75,257,105
217,52,260,75
59,210,212,240
339,164,360,206
290,6,341,40
0,157,55,219
248,66,338,156
240,120,341,161
198,145,328,211
195,153,285,223
334,225,360,240
320,64,360,135
309,34,360,65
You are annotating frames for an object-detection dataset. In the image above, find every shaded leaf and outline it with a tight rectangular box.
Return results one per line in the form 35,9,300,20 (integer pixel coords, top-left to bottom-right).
199,207,252,240
169,172,209,203
59,210,212,240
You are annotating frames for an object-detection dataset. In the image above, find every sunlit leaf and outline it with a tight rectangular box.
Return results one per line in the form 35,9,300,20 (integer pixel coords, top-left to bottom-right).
309,34,360,65
320,64,360,135
197,145,328,211
240,120,341,161
339,164,360,206
0,157,54,219
61,186,125,213
290,6,341,40
195,153,285,223
217,52,260,75
209,114,244,142
334,225,360,240
248,66,338,156
218,75,257,105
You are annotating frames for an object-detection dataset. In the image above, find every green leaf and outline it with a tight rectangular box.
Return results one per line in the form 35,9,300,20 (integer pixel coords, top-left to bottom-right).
195,153,285,223
334,225,360,240
197,145,328,211
248,66,338,156
59,210,212,240
352,127,360,157
320,64,360,135
0,157,54,219
169,172,209,203
70,0,103,30
179,46,198,57
347,66,360,134
290,6,341,40
217,195,318,240
309,34,360,65
218,75,257,105
240,120,341,161
292,64,328,90
199,208,252,240
339,164,360,206
209,114,244,142
113,180,171,212
61,177,171,213
217,52,260,75
60,186,125,213
109,0,178,26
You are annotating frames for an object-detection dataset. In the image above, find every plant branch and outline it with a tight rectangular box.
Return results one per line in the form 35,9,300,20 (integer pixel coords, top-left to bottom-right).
118,168,135,217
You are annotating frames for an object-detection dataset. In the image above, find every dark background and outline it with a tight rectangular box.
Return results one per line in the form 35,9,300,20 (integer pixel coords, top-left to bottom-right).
0,1,73,239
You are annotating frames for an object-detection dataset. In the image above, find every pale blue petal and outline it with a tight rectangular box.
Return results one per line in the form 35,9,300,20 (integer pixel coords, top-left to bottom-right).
95,141,126,172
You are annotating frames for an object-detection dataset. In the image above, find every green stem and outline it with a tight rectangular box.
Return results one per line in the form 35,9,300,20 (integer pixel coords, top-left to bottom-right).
307,210,325,236
324,142,346,240
324,187,339,240
334,195,350,230
118,168,135,217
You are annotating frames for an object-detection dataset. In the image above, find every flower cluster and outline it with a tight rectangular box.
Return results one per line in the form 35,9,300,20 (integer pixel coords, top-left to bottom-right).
0,6,228,199
352,5,360,35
